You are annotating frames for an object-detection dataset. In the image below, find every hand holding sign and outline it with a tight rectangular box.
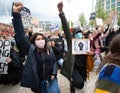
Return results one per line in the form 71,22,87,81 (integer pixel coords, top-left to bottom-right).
5,57,12,64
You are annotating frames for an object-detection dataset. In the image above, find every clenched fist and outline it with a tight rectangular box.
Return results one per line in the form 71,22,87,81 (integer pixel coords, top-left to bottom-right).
13,2,23,13
57,1,63,14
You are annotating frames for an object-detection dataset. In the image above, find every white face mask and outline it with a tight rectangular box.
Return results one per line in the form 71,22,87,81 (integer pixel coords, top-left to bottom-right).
35,40,45,49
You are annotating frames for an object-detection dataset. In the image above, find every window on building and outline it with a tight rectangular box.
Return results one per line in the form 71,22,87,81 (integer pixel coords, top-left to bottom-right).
111,0,116,3
106,1,110,5
106,5,110,11
117,7,120,12
117,2,120,6
102,3,104,7
111,4,116,9
96,0,99,2
97,0,100,3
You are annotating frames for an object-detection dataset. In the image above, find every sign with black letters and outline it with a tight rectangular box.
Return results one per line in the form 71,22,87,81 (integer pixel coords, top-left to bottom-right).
0,39,11,74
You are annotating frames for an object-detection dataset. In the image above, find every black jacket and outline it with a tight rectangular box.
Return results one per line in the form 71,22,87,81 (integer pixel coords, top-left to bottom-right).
0,48,23,85
12,12,58,88
59,13,87,81
59,13,74,80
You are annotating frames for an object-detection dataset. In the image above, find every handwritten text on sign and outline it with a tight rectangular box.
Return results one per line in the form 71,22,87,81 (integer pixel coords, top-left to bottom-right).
0,39,11,74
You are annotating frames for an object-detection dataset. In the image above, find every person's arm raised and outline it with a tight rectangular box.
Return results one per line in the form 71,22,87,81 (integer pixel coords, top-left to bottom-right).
13,2,23,13
12,2,30,54
57,1,71,43
57,1,73,80
57,1,63,14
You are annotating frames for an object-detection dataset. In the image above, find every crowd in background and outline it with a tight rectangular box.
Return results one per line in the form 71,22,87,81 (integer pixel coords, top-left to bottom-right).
0,22,14,37
0,1,120,93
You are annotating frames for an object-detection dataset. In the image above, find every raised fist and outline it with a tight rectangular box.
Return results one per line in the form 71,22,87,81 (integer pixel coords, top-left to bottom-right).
57,1,63,14
12,2,23,13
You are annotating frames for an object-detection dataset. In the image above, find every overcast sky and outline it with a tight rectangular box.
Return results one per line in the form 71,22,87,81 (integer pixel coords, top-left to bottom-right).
0,0,96,25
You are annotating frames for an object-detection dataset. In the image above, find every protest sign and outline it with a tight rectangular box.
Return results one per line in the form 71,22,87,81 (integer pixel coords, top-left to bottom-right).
96,18,103,26
50,24,60,32
109,10,118,25
20,7,32,28
112,15,118,25
0,39,11,74
72,39,90,55
95,18,103,29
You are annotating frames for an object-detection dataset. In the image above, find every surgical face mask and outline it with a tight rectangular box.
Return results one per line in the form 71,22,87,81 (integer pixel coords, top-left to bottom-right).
75,33,82,39
35,40,45,49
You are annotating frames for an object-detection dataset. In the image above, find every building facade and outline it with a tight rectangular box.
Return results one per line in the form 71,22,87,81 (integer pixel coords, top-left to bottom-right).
39,21,52,31
96,0,120,15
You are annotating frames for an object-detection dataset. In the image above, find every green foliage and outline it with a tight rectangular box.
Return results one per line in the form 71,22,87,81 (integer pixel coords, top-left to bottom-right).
68,21,74,28
96,4,108,22
89,20,95,27
78,13,87,27
117,16,120,26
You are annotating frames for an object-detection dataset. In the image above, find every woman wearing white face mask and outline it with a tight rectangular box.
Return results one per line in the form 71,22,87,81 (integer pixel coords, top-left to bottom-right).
11,2,60,93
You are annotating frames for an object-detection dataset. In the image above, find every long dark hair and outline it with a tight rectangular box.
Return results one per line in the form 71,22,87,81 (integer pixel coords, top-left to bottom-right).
29,33,47,50
97,34,120,72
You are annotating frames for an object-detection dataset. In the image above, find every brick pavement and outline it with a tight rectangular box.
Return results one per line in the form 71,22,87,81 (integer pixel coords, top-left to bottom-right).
58,70,97,93
0,52,104,93
0,70,70,93
57,70,70,93
0,70,97,93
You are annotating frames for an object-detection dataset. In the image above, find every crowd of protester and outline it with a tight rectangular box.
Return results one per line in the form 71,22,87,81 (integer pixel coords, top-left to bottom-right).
0,22,14,37
0,1,120,93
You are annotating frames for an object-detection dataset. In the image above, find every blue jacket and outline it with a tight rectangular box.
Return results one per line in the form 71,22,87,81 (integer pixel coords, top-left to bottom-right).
12,13,57,88
96,64,120,93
